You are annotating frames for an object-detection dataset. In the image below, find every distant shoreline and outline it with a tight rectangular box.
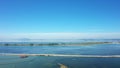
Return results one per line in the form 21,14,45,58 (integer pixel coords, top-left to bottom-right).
0,42,120,46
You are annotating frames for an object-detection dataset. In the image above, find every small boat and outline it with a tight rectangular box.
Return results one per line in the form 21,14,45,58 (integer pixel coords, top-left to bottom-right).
19,54,28,58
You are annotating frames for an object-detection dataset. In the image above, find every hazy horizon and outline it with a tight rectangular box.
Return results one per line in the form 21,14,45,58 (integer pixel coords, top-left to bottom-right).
0,33,120,40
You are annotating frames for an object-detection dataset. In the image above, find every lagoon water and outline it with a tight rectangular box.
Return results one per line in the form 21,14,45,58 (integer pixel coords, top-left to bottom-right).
0,44,120,68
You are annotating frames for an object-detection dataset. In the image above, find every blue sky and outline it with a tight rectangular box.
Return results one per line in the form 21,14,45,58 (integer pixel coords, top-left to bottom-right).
0,0,120,39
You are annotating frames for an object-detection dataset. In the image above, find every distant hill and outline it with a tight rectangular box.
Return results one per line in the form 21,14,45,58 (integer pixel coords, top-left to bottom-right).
17,38,31,41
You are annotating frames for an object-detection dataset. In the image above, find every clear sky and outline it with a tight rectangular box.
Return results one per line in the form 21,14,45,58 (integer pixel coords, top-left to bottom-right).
0,0,120,39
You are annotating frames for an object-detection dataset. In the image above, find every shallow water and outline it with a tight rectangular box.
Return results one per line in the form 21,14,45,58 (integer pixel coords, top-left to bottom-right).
0,44,120,68
0,44,120,55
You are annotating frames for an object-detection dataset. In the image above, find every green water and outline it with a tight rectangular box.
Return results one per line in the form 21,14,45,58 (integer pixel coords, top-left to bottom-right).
0,56,120,68
0,44,120,68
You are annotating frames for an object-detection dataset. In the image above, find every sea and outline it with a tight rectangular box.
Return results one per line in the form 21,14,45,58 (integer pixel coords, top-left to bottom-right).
0,39,120,68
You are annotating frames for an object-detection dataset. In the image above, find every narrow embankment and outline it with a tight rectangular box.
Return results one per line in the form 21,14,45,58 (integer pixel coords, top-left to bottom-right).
1,54,120,58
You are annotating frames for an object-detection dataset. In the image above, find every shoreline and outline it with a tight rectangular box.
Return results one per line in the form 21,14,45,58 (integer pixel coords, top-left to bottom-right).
0,42,120,46
1,53,120,58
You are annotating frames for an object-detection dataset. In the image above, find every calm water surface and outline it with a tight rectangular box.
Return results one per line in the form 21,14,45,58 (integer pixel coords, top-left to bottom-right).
0,44,120,68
